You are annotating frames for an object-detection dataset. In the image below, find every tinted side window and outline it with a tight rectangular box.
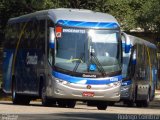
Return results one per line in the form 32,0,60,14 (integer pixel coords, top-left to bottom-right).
4,24,18,49
36,20,45,53
19,20,45,52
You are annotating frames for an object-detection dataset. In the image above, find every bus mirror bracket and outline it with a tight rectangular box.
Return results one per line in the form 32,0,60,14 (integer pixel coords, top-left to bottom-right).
122,32,131,53
49,27,55,49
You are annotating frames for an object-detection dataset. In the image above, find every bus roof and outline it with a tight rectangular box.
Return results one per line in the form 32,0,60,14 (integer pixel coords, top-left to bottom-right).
128,34,157,49
8,8,119,28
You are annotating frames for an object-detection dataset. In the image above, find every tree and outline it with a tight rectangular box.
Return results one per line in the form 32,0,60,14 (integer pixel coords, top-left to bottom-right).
1,0,160,34
137,0,160,33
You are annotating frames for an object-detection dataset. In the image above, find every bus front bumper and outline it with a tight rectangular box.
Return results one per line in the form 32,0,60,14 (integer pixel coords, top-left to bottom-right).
48,79,121,102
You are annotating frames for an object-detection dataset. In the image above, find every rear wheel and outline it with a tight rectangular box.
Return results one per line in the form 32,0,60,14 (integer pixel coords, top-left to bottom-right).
12,80,20,104
20,96,30,105
12,80,30,105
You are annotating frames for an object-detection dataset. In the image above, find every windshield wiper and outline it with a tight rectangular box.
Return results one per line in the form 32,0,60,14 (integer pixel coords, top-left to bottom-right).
73,53,84,72
90,52,106,76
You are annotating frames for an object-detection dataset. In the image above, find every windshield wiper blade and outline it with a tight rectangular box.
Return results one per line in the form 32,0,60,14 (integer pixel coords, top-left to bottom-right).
90,52,106,76
73,53,84,72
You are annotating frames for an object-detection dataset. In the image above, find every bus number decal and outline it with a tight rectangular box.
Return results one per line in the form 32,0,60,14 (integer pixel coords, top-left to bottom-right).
63,29,85,34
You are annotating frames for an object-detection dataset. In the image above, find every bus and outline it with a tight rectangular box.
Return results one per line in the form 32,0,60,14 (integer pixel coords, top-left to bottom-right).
121,34,158,107
2,8,129,110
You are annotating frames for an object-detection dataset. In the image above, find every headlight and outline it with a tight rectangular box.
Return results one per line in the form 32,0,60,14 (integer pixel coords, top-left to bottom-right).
106,81,121,88
55,78,69,85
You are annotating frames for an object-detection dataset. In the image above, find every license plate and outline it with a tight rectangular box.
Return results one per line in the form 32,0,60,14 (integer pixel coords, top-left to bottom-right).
82,92,94,97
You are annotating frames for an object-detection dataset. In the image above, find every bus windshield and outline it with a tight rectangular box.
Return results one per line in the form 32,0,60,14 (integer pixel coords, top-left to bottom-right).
55,26,121,74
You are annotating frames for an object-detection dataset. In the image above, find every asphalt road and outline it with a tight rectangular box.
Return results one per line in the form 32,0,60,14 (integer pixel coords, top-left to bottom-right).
0,100,160,120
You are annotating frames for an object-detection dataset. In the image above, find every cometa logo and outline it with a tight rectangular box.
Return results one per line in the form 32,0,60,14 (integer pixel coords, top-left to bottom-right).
82,74,96,78
86,85,92,89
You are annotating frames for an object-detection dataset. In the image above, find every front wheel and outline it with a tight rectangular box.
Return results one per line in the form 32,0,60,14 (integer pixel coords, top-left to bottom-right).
57,100,67,108
96,102,107,110
136,101,143,107
108,102,115,106
124,100,134,107
143,94,150,107
136,94,150,107
41,86,53,106
66,100,76,108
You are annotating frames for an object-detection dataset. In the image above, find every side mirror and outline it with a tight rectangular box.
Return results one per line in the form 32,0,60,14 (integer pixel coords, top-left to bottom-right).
122,32,131,53
132,50,136,65
49,27,55,48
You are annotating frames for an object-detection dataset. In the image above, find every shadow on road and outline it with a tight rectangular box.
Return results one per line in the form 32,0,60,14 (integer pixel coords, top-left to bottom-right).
0,100,160,110
16,113,160,120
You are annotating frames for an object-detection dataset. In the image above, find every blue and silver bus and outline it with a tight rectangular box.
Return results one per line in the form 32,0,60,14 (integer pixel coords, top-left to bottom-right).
2,8,129,110
121,34,158,107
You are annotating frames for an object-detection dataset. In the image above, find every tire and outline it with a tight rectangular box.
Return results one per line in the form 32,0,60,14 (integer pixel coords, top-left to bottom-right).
126,102,134,107
108,102,115,106
136,101,143,107
143,94,150,107
12,80,30,105
136,94,150,107
87,101,97,106
41,86,53,106
66,100,76,108
96,102,107,110
124,101,134,107
20,97,30,105
12,80,20,104
57,100,67,108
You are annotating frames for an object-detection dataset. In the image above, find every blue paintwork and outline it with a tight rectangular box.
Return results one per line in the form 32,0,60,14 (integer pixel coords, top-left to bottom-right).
122,80,132,86
125,44,131,53
132,59,136,65
49,43,54,48
57,20,119,29
53,71,122,85
2,49,14,92
14,49,41,92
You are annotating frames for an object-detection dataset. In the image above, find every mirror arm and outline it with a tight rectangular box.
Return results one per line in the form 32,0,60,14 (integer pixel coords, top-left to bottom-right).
49,27,55,49
122,32,131,53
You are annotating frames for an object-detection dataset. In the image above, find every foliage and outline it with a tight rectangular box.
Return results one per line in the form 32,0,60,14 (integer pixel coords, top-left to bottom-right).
1,0,160,33
136,0,160,33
